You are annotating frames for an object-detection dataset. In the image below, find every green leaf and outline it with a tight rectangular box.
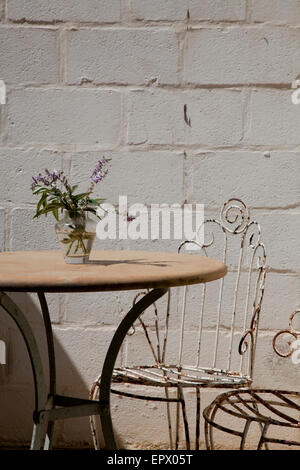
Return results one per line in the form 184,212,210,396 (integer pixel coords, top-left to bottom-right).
71,192,90,202
87,198,106,205
53,208,59,221
36,192,48,214
35,203,64,219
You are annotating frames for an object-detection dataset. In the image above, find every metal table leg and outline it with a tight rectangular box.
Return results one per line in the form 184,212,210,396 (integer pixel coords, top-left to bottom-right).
37,292,56,450
99,287,169,450
0,291,48,450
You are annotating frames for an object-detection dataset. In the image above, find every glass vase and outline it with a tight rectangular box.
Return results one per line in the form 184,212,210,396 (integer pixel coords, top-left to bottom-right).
55,211,97,264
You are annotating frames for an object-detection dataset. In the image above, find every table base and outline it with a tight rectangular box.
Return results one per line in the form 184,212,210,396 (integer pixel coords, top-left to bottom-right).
0,288,168,450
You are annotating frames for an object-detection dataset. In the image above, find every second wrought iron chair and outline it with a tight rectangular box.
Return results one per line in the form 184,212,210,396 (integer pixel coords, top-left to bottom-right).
90,198,267,449
203,309,300,450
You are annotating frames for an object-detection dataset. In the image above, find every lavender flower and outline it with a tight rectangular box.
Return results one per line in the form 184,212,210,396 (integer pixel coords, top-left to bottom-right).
31,169,64,191
90,156,110,184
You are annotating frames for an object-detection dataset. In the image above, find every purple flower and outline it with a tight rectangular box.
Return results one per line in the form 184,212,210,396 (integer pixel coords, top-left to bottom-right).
31,168,64,190
90,156,110,185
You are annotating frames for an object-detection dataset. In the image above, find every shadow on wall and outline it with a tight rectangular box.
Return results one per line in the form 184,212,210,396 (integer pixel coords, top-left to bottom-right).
0,291,112,449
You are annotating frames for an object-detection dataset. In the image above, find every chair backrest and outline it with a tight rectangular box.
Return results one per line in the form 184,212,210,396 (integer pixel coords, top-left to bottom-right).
125,199,267,381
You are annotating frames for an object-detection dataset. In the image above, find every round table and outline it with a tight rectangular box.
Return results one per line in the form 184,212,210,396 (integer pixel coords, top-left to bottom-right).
0,250,227,450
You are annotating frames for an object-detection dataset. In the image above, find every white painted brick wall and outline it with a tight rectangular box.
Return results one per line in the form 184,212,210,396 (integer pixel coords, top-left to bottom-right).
128,89,244,145
0,0,299,450
0,149,63,203
8,0,122,24
131,0,247,22
0,26,59,84
70,150,185,204
190,151,300,207
7,89,122,146
247,90,300,145
250,0,300,25
184,28,300,84
67,29,180,85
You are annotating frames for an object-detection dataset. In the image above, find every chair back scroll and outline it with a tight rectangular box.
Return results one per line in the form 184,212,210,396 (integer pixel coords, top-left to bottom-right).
273,309,300,361
177,199,267,380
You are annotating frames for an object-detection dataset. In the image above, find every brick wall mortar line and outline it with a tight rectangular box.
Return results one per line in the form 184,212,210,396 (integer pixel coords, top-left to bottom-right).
5,19,300,29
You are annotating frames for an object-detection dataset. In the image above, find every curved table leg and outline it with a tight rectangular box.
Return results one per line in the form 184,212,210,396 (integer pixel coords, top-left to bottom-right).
0,292,48,450
99,287,168,450
37,292,56,450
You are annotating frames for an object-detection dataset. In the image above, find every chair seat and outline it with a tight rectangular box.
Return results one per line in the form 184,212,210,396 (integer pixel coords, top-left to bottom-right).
112,364,251,388
204,389,300,428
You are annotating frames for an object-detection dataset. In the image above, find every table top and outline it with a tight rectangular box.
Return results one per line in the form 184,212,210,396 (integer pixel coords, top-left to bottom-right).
0,250,227,293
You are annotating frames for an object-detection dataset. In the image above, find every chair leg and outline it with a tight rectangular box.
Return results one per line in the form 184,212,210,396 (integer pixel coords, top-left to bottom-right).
177,386,190,450
204,416,211,450
30,423,45,450
43,421,55,450
204,404,219,450
257,422,270,450
195,388,201,450
163,386,174,449
240,419,251,450
251,400,269,450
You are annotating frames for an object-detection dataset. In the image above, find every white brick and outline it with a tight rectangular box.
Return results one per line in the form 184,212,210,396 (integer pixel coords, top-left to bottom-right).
251,0,300,25
10,207,58,251
0,149,63,204
0,208,4,250
184,28,300,84
64,291,121,326
67,29,179,85
7,89,121,145
128,89,244,145
188,0,247,21
52,327,118,392
191,151,300,208
131,0,189,21
247,90,300,145
131,0,246,21
70,150,184,205
260,273,300,330
8,0,121,23
0,27,59,84
253,211,300,272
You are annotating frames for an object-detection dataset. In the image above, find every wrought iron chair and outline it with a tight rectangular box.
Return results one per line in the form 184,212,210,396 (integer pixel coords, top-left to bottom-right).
203,309,300,450
89,199,267,449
